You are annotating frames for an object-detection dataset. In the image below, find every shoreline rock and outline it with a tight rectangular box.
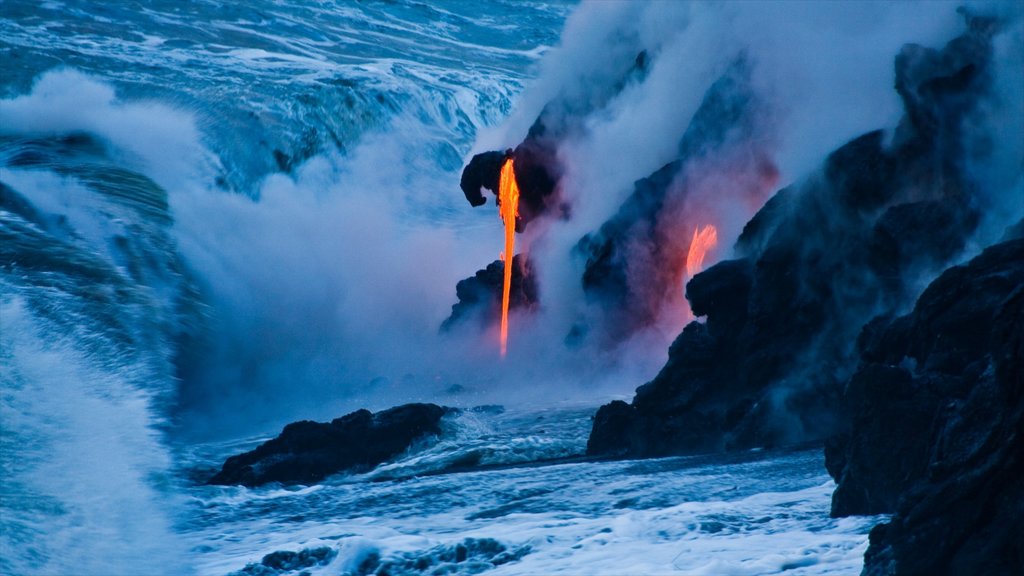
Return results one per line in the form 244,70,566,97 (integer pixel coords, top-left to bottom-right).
827,238,1024,575
586,13,999,460
208,403,453,487
441,254,538,333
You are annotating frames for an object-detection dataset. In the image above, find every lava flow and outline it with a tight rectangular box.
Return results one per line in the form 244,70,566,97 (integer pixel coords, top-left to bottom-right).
498,156,521,357
686,224,718,279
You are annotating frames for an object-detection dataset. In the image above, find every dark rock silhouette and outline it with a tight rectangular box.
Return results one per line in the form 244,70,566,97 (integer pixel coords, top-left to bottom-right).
459,121,562,234
208,403,452,487
460,150,505,208
367,537,531,575
458,51,652,233
828,238,1024,575
441,254,538,332
587,12,999,458
230,546,337,576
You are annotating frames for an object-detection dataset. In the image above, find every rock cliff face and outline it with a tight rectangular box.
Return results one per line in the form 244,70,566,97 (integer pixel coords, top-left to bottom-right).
209,403,452,487
827,238,1024,575
587,13,999,458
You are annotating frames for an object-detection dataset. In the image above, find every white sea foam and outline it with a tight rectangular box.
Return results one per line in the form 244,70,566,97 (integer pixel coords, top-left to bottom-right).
183,440,879,576
0,295,191,575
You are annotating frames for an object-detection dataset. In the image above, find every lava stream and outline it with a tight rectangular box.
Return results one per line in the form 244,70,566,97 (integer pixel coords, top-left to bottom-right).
498,157,521,357
686,224,718,279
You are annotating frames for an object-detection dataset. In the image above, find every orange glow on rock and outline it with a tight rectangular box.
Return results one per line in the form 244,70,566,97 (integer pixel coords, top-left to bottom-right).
686,224,718,279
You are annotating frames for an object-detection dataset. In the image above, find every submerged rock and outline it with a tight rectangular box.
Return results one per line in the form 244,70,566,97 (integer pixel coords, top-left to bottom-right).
229,546,337,576
828,239,1024,575
365,537,531,576
208,403,452,487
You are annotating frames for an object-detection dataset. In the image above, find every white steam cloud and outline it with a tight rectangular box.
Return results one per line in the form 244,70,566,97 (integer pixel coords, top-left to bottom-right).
156,1,1024,437
4,1,1020,441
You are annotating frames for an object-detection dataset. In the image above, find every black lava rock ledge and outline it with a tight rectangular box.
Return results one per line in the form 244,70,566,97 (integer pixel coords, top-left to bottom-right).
208,403,453,487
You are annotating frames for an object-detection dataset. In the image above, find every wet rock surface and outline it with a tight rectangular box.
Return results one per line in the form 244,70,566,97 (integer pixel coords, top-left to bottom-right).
229,546,337,576
359,537,531,576
830,238,1024,575
208,403,452,487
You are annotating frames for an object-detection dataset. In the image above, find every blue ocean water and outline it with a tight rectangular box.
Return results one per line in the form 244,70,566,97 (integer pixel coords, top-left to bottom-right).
0,1,953,574
180,407,876,575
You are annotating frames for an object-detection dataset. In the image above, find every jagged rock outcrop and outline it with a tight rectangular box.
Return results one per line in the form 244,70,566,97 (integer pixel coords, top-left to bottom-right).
459,51,651,232
460,150,506,208
208,403,452,487
587,12,1000,457
459,123,560,234
826,238,1024,575
441,254,538,332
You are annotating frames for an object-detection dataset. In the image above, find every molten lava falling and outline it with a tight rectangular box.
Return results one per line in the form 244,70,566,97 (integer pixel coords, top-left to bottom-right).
498,157,521,357
686,224,718,279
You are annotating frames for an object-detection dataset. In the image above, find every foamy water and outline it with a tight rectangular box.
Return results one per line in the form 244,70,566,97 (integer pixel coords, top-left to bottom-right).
180,408,879,576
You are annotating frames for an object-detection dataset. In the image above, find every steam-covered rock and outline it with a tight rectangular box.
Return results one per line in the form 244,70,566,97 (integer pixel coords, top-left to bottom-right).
458,51,652,232
827,238,1024,575
588,12,1002,457
441,254,538,332
459,123,561,233
576,58,776,343
208,403,452,487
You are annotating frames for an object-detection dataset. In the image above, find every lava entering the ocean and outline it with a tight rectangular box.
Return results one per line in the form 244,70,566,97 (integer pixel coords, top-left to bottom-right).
686,224,718,280
498,155,521,356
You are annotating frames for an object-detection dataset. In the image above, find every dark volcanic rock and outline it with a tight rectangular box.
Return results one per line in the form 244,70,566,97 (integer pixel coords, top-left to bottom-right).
586,400,638,456
827,239,1024,575
461,141,561,233
230,546,337,576
509,122,562,231
868,198,978,297
587,14,1002,459
685,258,752,340
372,537,531,576
458,51,650,232
450,51,652,330
460,151,505,207
441,254,538,332
208,403,452,487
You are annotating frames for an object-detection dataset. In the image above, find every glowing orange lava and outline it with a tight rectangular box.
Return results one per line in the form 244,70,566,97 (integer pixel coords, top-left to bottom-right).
686,224,718,279
498,157,521,357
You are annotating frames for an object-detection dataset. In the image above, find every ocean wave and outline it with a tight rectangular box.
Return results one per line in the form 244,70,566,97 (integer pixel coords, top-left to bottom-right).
182,444,879,576
0,0,561,192
360,406,592,482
